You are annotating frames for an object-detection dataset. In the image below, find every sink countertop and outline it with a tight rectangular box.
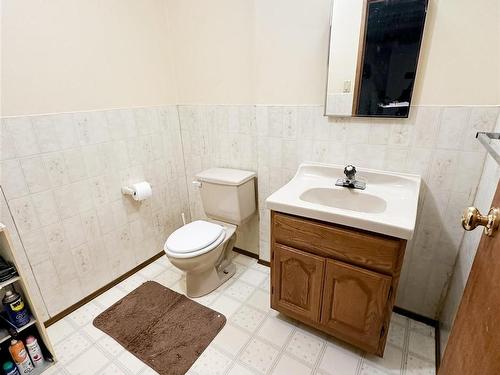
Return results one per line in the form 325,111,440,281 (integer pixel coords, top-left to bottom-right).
265,163,421,240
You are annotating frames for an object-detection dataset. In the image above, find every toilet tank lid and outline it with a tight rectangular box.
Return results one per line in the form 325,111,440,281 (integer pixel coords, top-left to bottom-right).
196,168,256,186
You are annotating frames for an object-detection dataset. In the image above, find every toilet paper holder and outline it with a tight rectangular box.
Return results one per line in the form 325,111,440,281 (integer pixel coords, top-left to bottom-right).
121,181,153,201
121,186,136,196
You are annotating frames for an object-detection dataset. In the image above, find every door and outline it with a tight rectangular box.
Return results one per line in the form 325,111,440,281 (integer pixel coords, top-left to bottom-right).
271,244,325,322
439,181,500,374
321,259,391,352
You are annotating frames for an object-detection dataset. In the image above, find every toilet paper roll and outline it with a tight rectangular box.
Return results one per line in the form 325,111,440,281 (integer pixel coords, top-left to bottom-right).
131,181,152,201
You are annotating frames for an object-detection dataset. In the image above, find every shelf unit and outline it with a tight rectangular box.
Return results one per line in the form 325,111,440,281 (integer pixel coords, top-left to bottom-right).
0,223,56,372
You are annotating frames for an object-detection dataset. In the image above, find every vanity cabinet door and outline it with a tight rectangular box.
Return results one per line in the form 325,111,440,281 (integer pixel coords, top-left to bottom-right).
271,244,325,322
321,259,391,352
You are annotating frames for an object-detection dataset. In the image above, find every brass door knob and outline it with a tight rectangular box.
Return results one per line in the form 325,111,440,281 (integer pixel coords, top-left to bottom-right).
462,206,500,237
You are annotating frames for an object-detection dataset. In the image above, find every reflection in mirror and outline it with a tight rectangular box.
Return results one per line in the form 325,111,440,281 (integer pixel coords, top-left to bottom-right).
355,0,428,118
325,0,365,117
325,0,428,118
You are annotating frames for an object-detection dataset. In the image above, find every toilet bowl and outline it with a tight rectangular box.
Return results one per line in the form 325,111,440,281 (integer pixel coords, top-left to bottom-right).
163,167,256,297
164,219,237,297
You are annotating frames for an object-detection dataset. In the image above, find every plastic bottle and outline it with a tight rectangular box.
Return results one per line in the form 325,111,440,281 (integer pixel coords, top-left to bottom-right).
8,340,33,374
25,336,44,367
2,361,20,375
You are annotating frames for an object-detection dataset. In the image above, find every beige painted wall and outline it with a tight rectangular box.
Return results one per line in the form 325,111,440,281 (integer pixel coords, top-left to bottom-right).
1,0,177,116
167,0,500,106
2,0,499,116
413,0,500,105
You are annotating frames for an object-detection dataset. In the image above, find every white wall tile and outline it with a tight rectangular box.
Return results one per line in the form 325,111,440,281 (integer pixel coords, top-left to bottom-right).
4,117,40,157
1,159,29,199
20,157,51,193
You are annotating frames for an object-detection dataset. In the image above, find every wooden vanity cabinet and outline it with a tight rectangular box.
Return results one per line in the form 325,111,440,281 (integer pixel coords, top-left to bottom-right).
270,211,407,356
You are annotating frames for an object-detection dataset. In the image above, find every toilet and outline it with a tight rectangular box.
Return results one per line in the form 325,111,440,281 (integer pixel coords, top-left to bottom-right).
164,168,256,297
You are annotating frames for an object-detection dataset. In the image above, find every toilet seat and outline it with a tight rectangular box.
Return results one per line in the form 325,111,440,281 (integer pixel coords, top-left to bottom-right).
164,220,226,259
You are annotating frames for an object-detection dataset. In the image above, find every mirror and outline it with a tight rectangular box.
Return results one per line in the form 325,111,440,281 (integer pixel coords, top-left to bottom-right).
325,0,428,118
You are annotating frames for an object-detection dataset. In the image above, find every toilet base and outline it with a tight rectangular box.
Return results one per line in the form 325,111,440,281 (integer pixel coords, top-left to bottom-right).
186,262,236,298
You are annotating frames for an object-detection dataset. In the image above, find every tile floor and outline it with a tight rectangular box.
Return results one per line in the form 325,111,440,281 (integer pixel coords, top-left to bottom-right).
43,253,436,375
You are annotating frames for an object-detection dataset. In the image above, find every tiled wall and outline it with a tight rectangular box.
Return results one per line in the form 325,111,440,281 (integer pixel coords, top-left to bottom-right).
177,104,500,318
439,115,500,355
1,104,498,320
0,106,190,317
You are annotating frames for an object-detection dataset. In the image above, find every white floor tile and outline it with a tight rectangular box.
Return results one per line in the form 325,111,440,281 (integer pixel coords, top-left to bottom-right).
212,323,252,356
240,338,279,374
116,350,146,374
246,289,270,312
117,273,147,292
152,255,172,268
272,353,312,375
259,275,271,292
233,254,257,266
224,280,257,301
100,363,128,375
410,321,435,338
47,319,75,345
387,321,406,348
97,335,126,357
138,262,165,279
227,363,257,375
364,345,403,375
360,363,390,375
391,313,409,326
94,288,127,309
81,322,106,342
64,347,109,375
231,305,267,333
153,268,183,288
66,302,102,327
239,268,268,286
405,354,435,375
256,316,294,347
286,329,325,365
189,346,232,375
54,331,92,364
319,341,361,375
210,295,242,318
408,331,435,361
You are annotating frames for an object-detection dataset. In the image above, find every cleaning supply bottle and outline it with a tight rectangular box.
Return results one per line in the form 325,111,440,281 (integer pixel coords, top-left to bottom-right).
2,290,30,328
25,336,44,367
8,340,34,374
2,361,20,375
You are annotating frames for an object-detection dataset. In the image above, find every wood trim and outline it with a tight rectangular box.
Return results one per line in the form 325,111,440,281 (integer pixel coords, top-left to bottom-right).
44,251,165,327
392,306,438,327
257,259,270,267
232,247,259,260
352,0,368,115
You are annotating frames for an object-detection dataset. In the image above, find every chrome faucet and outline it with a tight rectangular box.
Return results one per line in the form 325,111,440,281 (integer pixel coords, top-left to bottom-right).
335,165,366,190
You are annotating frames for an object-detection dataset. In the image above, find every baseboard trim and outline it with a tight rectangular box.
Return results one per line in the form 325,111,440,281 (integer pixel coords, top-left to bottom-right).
393,306,441,371
257,259,270,267
44,251,165,327
393,306,438,327
232,247,270,267
232,247,259,260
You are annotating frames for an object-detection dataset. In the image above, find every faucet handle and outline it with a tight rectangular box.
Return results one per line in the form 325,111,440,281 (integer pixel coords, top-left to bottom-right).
344,165,357,180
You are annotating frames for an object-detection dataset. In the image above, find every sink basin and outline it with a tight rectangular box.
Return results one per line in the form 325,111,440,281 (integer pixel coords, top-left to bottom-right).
300,188,387,214
265,163,421,239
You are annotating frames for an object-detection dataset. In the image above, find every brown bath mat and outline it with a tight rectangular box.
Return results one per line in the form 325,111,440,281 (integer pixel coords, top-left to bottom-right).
93,281,226,375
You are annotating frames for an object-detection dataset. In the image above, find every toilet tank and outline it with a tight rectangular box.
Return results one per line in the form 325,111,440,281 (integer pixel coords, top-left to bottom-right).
195,168,256,225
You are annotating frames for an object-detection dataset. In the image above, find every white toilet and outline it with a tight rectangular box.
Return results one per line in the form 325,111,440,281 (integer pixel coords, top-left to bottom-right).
164,168,256,297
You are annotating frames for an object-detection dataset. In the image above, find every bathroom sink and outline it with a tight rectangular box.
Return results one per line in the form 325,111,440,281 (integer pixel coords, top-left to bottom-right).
300,188,387,214
265,163,421,239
